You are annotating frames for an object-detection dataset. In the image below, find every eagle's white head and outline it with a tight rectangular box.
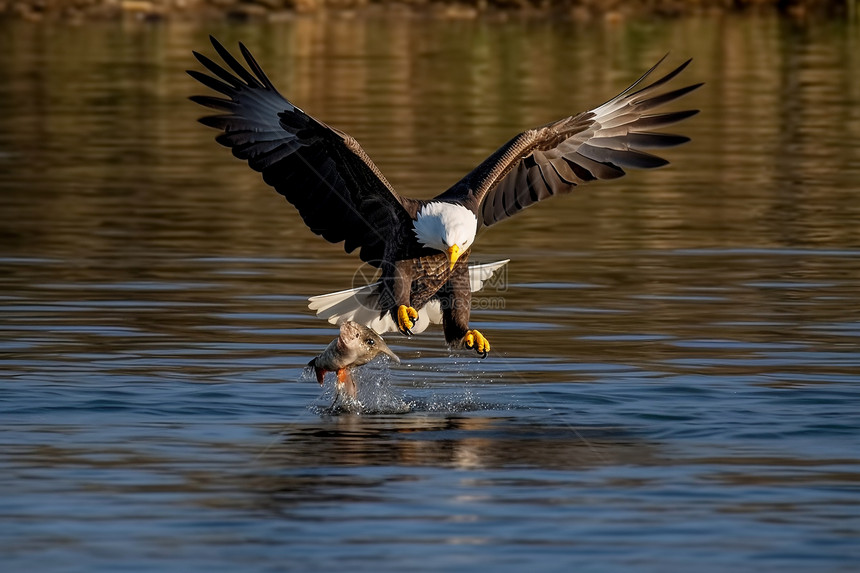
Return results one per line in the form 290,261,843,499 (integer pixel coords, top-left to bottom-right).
413,202,478,270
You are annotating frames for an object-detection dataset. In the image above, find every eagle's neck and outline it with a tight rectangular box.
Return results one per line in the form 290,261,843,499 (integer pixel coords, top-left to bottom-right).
413,202,477,252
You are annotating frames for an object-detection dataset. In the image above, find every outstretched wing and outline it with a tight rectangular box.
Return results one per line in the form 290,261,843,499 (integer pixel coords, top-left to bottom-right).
188,36,419,266
437,57,701,227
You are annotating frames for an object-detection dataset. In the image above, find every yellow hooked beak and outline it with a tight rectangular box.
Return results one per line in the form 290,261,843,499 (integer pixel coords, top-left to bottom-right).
447,244,461,270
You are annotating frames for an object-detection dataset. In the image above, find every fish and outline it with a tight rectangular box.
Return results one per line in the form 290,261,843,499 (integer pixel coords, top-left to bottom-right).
308,320,400,400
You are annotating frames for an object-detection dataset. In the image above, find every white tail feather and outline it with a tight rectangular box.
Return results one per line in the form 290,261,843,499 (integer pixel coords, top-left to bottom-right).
307,259,509,334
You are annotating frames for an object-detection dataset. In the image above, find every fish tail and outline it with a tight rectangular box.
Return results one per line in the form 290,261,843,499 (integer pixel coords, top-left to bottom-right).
307,357,326,385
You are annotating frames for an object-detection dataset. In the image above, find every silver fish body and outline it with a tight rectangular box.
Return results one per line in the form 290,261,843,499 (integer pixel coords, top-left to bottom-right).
308,321,400,398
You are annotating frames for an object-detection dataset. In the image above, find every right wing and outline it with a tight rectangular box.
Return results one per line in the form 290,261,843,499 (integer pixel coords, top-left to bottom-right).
188,36,418,266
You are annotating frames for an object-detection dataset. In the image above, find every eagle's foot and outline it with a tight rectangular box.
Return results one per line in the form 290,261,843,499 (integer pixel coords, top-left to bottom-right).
396,305,419,336
463,329,490,358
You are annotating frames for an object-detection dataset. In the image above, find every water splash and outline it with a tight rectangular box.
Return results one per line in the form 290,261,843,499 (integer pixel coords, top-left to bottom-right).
303,360,509,416
304,360,410,415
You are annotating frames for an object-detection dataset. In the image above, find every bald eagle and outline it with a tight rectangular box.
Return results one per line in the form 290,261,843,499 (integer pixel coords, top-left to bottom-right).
189,37,701,358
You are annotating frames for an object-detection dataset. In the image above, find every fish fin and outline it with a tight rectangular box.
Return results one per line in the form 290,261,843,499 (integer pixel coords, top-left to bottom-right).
336,368,356,398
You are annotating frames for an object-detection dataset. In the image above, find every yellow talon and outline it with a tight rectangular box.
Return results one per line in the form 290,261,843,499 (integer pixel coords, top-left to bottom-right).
397,305,418,336
463,329,490,358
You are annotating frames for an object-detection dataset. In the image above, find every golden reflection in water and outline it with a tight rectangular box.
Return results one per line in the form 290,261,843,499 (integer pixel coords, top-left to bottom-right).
1,16,858,262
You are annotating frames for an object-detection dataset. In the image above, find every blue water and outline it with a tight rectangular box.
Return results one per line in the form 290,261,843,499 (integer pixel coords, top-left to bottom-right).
2,14,860,573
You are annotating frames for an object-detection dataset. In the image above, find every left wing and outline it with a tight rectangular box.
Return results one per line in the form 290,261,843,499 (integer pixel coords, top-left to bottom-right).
436,56,702,227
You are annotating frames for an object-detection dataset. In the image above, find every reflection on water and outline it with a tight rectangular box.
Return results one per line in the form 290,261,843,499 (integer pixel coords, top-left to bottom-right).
1,14,859,573
268,414,657,470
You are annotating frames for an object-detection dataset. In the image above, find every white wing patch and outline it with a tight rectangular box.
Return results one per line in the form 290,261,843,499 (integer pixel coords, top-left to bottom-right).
467,258,509,292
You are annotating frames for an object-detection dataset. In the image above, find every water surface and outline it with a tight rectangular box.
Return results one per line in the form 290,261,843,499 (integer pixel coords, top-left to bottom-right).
1,14,859,572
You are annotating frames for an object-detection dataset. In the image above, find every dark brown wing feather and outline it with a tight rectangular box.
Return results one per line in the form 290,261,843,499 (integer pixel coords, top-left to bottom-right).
436,57,702,227
188,36,418,266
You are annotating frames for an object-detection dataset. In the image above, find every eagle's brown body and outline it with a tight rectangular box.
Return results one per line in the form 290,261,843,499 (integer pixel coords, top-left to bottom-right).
379,250,473,344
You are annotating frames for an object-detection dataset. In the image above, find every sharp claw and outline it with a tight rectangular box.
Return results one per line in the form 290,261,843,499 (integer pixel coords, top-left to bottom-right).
397,305,417,337
462,329,490,357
